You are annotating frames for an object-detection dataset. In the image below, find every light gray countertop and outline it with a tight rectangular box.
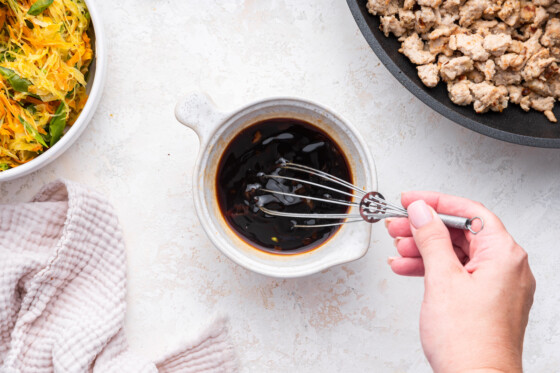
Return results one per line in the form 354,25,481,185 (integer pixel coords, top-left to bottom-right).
1,1,559,371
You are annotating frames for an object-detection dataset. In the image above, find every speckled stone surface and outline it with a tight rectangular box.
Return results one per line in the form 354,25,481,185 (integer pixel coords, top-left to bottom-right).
1,1,559,372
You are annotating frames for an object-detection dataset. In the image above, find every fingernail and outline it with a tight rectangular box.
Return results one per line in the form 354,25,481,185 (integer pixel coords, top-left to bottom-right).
408,200,433,229
393,237,402,247
384,218,395,228
387,256,398,265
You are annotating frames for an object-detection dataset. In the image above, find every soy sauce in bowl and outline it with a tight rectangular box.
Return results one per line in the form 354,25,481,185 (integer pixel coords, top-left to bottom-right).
216,118,352,254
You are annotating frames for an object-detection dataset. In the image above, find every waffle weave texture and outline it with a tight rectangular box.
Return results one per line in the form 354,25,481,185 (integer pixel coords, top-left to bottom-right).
0,180,237,373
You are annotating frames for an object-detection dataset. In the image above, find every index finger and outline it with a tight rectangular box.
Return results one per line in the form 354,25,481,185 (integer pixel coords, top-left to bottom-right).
401,191,506,239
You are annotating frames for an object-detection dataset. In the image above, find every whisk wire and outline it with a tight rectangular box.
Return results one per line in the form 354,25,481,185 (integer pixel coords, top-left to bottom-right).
282,162,366,196
264,174,356,199
259,188,359,208
292,220,364,228
259,206,406,221
259,207,361,220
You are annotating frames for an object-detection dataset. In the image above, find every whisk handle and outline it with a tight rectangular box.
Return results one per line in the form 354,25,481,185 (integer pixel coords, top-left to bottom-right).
438,214,484,234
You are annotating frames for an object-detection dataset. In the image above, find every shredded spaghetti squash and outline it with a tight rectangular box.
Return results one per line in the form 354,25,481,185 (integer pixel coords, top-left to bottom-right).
0,0,92,171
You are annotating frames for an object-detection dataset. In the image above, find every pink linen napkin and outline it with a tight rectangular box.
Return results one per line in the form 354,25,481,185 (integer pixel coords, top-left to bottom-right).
0,180,237,373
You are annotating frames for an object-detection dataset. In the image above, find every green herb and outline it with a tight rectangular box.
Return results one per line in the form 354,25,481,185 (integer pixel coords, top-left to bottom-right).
0,46,22,63
48,102,66,146
271,236,279,243
19,115,48,147
0,67,32,92
0,51,15,63
0,163,10,171
65,87,75,98
26,104,37,114
27,0,54,16
83,69,90,84
28,93,42,100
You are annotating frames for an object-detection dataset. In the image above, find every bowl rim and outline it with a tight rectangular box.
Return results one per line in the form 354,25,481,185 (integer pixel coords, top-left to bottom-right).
0,0,107,182
346,0,560,148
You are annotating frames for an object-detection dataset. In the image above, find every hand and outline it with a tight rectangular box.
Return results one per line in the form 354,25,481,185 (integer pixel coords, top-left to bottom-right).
385,192,536,373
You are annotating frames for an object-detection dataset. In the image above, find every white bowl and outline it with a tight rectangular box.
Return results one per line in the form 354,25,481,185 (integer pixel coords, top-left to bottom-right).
0,0,107,182
175,92,377,278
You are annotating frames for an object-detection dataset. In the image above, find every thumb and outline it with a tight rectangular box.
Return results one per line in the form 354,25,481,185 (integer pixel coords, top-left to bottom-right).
408,200,464,278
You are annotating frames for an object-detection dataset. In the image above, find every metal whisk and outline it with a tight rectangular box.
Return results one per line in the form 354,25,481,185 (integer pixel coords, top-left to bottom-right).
257,162,484,234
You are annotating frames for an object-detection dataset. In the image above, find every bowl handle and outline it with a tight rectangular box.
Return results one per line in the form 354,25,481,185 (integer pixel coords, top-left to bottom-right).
175,91,227,144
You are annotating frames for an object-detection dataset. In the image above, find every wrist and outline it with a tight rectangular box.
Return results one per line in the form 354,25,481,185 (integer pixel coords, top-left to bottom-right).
437,339,523,373
452,359,523,373
435,355,523,373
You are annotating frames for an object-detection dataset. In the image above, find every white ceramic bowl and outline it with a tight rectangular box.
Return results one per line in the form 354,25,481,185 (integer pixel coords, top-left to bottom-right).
0,0,107,182
175,92,377,278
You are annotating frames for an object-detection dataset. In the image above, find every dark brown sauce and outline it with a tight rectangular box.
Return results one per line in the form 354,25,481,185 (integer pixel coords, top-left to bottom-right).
216,118,352,254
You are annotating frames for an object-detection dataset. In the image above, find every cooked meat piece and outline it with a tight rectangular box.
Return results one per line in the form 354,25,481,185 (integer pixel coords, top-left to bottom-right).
519,95,532,110
529,95,557,121
524,29,544,56
415,7,437,34
483,34,513,56
541,18,560,47
508,40,526,54
460,0,489,27
368,0,400,15
470,82,509,112
418,0,443,7
381,15,407,37
470,20,499,36
493,69,523,85
417,63,440,87
475,60,497,80
530,94,556,111
428,25,457,39
547,75,560,97
519,2,537,24
498,0,521,27
545,110,557,121
524,79,553,96
466,69,486,82
448,80,474,105
496,53,526,70
534,0,555,7
400,33,437,64
398,9,416,29
440,56,475,81
547,3,560,13
440,11,461,26
404,0,417,10
484,2,504,18
507,85,524,103
449,33,490,61
491,22,515,35
532,6,549,28
522,48,556,80
438,54,451,65
430,36,454,55
442,0,462,12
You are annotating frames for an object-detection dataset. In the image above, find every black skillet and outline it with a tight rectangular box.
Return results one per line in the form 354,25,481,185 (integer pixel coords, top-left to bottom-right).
347,0,560,148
